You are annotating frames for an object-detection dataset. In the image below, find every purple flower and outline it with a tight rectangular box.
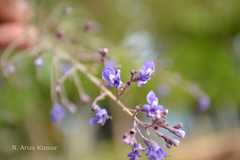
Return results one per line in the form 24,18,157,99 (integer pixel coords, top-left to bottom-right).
197,96,210,112
143,91,166,119
51,103,65,123
147,90,159,106
128,144,142,160
34,57,44,67
137,61,155,86
90,107,110,126
102,62,122,88
145,142,167,160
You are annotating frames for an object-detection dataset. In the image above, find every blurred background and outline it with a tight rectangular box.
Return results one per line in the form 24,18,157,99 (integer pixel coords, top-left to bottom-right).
0,0,240,160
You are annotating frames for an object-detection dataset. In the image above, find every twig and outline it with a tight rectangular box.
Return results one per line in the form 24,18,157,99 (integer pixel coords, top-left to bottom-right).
92,92,107,107
52,49,133,115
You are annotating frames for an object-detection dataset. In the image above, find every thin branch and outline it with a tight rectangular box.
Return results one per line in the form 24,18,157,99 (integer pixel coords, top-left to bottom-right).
72,72,91,102
52,48,143,123
92,92,107,107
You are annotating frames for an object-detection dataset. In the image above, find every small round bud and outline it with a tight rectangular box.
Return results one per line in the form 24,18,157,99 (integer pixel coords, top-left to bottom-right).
130,69,137,75
83,21,98,32
174,129,185,138
166,143,171,149
98,48,108,56
80,94,91,103
91,104,100,112
154,126,158,130
56,30,64,39
55,84,62,93
173,123,183,129
163,109,168,115
172,139,180,147
129,129,136,135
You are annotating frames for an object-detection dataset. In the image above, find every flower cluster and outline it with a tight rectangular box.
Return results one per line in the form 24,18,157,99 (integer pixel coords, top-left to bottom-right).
46,46,185,160
121,91,185,160
100,58,185,160
128,143,142,160
0,6,188,158
102,60,155,96
135,61,155,86
89,105,110,126
102,62,122,88
142,91,167,119
145,141,167,160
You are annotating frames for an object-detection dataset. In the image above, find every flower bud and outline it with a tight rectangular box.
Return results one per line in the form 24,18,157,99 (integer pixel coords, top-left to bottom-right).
173,123,183,129
171,139,180,147
174,129,186,138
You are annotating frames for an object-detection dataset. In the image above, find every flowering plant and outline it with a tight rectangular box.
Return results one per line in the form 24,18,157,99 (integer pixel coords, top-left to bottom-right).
0,6,188,160
48,46,185,160
1,27,185,160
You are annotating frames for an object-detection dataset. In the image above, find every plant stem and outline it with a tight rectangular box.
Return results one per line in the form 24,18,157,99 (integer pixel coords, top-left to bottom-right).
54,48,144,123
92,92,107,107
72,59,134,116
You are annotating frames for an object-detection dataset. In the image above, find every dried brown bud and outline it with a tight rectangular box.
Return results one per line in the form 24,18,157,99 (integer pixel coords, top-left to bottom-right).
98,48,108,56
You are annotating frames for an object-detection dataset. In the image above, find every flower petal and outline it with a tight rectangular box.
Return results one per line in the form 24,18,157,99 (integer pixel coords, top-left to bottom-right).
147,91,158,106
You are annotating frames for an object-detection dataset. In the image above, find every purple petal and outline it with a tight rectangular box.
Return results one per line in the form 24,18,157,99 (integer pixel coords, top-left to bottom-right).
147,91,158,106
155,105,165,112
145,142,167,160
102,62,122,88
143,104,151,112
198,96,210,111
142,61,155,74
89,107,110,126
34,57,44,67
137,61,155,87
50,103,65,123
89,117,98,125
